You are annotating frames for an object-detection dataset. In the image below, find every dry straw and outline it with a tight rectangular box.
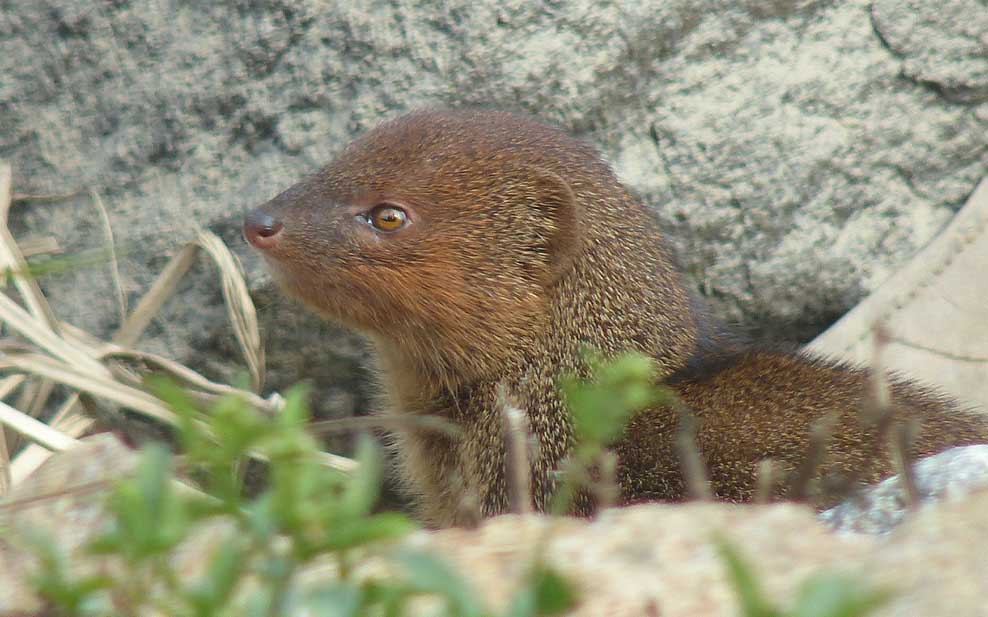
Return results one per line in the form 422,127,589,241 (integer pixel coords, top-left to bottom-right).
0,161,356,495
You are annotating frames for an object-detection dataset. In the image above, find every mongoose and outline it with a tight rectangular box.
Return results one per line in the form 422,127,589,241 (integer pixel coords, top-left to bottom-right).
244,109,988,526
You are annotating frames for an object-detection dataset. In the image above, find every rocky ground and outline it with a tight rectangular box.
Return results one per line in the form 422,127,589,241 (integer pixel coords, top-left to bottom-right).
3,435,988,616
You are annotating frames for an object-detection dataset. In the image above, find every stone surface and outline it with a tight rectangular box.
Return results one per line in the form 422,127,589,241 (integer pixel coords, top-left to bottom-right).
809,178,988,412
0,435,239,612
2,1,988,427
871,0,988,103
0,435,139,609
819,444,988,535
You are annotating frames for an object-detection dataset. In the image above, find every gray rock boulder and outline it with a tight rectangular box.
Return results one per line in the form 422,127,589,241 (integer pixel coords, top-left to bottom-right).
820,444,988,535
2,0,987,425
871,0,988,103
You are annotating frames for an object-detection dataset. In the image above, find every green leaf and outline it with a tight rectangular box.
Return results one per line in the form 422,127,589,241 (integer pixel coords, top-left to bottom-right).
338,433,383,518
791,574,890,617
185,537,249,617
716,538,781,617
561,351,668,448
562,381,614,446
530,566,576,616
398,551,486,617
26,531,113,614
508,565,577,617
211,395,271,461
362,580,413,617
244,493,278,541
23,246,123,279
278,384,312,431
299,583,364,617
255,553,294,582
598,352,655,384
149,376,202,456
98,444,189,562
320,513,417,554
137,443,172,519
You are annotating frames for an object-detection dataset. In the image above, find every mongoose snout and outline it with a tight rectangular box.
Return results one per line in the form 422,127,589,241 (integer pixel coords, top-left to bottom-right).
243,208,284,250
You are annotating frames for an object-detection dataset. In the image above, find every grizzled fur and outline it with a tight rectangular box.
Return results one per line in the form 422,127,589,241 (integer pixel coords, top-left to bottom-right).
248,110,988,526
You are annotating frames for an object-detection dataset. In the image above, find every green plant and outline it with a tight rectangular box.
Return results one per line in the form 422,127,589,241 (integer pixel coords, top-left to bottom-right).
20,351,899,617
717,539,891,617
552,350,676,513
26,380,576,616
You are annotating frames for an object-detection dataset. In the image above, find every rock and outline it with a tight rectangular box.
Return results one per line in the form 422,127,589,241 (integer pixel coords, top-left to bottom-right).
819,444,988,535
865,490,988,617
0,435,240,613
809,178,988,413
871,0,988,103
0,435,140,610
3,1,988,424
418,504,874,616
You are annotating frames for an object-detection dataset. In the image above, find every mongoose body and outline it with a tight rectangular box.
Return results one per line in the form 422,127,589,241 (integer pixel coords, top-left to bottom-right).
244,110,988,526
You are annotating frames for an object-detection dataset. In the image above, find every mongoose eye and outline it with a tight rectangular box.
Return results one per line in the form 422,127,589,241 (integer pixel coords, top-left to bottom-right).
364,204,408,232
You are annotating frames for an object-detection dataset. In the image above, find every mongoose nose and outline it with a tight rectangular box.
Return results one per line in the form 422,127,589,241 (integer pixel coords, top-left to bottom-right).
243,208,284,250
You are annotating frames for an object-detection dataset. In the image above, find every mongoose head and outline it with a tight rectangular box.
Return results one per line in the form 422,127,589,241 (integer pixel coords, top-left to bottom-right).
245,110,693,384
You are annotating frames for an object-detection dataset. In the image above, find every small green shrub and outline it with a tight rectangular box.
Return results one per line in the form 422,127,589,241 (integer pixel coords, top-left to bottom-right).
27,380,576,616
552,350,676,513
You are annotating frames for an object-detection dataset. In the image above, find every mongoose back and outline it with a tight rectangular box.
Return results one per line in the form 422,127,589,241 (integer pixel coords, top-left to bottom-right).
244,109,988,526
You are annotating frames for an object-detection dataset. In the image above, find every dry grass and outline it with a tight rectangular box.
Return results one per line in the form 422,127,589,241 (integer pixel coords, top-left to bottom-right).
675,401,713,502
499,384,533,515
869,325,919,508
0,161,356,497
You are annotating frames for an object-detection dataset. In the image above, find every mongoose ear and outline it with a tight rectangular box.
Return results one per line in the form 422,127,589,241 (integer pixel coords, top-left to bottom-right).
523,165,582,283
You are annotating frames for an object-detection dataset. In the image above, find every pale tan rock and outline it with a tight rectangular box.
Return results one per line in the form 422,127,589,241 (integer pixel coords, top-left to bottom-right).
820,445,988,534
4,436,988,616
416,504,873,617
809,178,988,415
866,489,988,617
0,434,138,611
418,497,988,616
0,434,232,614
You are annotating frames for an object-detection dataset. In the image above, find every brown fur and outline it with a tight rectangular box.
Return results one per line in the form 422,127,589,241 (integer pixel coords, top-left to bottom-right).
246,109,988,526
